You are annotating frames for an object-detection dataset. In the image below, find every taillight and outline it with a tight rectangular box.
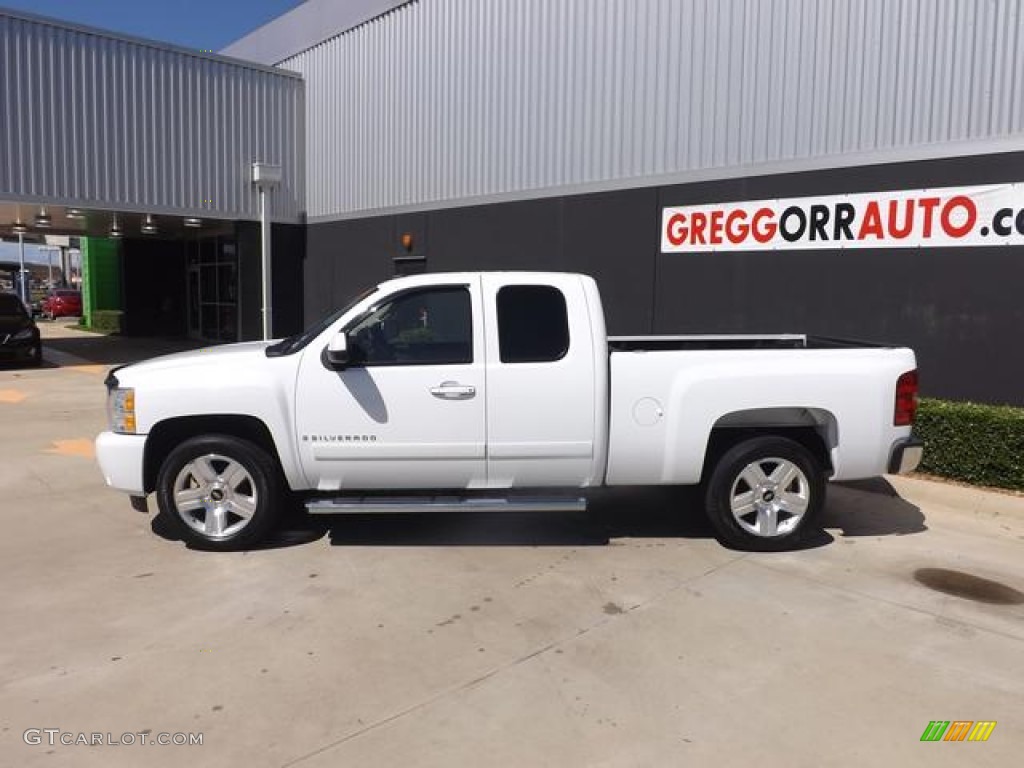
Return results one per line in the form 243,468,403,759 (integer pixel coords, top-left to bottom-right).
894,370,919,426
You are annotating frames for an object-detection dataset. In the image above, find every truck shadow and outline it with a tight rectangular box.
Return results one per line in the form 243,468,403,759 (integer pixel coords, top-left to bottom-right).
152,478,925,550
825,478,927,538
249,479,925,550
169,488,695,550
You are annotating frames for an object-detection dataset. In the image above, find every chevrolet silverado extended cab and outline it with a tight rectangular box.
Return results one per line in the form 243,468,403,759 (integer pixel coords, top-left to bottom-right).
96,272,922,552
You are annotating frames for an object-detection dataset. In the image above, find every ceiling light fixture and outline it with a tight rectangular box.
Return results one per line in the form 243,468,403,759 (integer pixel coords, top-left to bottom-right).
141,214,158,235
184,217,203,228
35,207,52,228
11,220,28,235
66,208,86,220
109,215,123,239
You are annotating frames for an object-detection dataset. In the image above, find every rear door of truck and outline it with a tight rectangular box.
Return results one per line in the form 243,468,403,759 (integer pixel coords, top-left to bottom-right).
480,274,599,487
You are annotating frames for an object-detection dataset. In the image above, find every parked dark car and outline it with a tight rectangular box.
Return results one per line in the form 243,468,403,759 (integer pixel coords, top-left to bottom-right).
0,293,42,366
40,289,82,319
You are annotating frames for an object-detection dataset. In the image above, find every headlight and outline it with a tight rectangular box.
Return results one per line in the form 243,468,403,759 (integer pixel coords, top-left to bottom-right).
107,388,136,434
12,327,34,341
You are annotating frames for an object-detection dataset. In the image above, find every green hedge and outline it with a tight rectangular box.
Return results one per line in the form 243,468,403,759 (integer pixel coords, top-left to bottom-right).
915,398,1024,491
86,310,123,334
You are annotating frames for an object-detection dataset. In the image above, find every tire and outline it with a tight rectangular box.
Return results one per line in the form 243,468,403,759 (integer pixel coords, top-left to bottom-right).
155,434,282,551
704,436,825,552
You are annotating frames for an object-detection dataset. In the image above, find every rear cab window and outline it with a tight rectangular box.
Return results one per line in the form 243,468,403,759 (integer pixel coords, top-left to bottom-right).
496,285,569,363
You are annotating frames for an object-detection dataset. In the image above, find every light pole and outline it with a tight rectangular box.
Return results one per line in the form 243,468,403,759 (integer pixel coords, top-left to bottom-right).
17,232,28,305
252,161,282,341
44,246,55,288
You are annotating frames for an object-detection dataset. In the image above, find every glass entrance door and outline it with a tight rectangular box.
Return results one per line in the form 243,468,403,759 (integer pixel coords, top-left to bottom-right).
185,237,239,342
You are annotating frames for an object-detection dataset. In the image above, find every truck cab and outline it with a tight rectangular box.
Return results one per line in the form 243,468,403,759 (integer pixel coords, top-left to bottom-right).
290,272,607,491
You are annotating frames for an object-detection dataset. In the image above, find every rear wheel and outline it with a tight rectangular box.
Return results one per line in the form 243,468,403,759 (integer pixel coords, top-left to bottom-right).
155,435,281,551
704,436,825,551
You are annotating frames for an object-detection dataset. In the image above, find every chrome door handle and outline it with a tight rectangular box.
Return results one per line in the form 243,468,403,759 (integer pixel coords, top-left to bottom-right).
430,381,476,400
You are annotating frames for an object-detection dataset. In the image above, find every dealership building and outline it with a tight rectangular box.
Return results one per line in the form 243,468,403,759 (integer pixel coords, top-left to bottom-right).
2,0,1023,404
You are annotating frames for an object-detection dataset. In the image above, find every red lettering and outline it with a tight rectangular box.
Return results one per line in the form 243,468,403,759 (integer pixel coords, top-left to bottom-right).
726,210,749,244
666,213,687,246
940,195,976,238
751,208,776,243
690,212,708,245
917,197,941,237
858,201,884,240
887,200,914,239
709,210,724,245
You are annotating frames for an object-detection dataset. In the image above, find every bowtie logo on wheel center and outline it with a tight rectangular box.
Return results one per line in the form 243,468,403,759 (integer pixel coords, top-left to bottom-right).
210,488,225,502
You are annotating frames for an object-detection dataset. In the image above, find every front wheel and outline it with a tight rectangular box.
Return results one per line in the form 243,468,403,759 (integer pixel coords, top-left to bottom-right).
155,435,282,551
704,436,825,551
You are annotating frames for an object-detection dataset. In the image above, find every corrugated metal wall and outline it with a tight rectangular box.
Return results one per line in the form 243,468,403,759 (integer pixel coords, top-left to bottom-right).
283,0,1024,220
0,11,305,221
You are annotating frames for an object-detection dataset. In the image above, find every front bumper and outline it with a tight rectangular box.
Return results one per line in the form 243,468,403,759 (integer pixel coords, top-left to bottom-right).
95,431,147,495
888,436,924,474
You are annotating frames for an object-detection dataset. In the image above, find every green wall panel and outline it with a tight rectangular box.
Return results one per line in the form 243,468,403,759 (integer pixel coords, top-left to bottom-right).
80,237,122,326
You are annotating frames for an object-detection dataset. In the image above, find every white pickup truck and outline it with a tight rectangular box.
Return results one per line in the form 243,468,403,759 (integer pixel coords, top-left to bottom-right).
96,271,922,552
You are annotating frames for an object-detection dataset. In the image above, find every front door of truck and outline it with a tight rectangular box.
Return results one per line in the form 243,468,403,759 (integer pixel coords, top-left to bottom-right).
294,280,487,490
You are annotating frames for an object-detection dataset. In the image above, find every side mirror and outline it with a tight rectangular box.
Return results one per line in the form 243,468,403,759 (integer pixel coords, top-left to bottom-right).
324,332,350,369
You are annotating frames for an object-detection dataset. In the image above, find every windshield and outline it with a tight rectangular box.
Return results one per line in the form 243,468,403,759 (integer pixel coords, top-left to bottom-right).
265,285,377,357
0,294,27,318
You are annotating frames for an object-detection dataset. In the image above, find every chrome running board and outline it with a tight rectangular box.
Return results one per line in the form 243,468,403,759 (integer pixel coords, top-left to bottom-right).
305,495,587,515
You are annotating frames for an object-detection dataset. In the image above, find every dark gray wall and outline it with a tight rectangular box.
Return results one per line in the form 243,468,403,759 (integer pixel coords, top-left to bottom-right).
238,222,306,340
304,151,1024,406
303,216,394,328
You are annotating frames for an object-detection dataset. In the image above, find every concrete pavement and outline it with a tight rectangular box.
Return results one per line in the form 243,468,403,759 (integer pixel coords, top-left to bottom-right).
0,325,1021,767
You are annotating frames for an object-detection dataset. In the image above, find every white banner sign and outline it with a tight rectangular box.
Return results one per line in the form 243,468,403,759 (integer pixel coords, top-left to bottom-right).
661,183,1024,252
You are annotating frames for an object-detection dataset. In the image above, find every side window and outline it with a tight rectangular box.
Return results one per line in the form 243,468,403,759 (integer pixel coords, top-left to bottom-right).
346,286,472,365
497,285,569,363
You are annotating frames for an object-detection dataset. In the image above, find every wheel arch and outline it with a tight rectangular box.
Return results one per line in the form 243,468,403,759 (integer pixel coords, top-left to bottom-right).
701,407,837,483
143,415,285,494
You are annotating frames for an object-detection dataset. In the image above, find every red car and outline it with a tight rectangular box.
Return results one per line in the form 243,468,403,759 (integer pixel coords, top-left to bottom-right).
40,290,82,320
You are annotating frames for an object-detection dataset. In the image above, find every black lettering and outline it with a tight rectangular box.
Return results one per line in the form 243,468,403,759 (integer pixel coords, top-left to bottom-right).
992,208,1013,236
1016,209,1024,236
809,204,830,241
779,207,806,242
833,203,856,240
